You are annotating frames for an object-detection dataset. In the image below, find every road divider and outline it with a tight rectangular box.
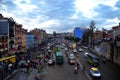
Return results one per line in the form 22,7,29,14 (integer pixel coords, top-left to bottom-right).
76,57,92,80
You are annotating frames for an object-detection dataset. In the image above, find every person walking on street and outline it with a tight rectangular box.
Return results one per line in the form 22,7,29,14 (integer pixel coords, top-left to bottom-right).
82,65,85,72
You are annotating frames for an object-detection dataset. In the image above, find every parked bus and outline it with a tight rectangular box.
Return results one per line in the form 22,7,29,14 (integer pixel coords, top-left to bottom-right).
55,52,64,64
0,55,16,79
86,53,99,66
0,55,16,63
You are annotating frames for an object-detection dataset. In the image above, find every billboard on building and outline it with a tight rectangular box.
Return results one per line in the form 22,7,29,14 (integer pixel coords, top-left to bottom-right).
0,19,9,36
74,27,86,39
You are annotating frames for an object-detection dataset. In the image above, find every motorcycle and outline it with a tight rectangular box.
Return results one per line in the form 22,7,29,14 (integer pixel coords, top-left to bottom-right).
74,66,78,73
102,58,106,63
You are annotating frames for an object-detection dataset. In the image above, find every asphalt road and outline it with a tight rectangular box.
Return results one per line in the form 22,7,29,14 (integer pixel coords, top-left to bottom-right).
7,70,29,80
43,47,89,80
9,39,120,80
77,48,120,80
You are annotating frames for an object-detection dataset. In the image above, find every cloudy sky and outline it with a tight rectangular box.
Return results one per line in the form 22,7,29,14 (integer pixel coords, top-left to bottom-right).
0,0,120,33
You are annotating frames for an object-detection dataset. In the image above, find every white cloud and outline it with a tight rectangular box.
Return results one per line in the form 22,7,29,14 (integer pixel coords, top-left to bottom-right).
74,0,118,18
13,0,38,13
102,17,120,29
39,20,61,28
106,17,120,23
74,0,98,18
1,0,120,33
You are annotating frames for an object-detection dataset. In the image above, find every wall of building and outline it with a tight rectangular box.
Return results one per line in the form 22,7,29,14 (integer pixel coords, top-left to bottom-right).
21,29,27,50
114,45,120,65
0,36,8,57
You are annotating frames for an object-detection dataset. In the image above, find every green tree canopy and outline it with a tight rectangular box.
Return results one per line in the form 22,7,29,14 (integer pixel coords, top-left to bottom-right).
53,31,57,38
82,20,96,45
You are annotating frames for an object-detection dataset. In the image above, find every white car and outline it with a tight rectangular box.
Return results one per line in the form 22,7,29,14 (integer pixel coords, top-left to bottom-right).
48,59,55,65
78,48,83,52
73,49,77,53
65,47,68,51
90,67,101,79
84,52,88,58
69,54,75,59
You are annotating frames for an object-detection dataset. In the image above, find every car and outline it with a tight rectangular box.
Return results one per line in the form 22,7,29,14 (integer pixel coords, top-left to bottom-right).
78,48,83,52
69,54,75,59
90,67,101,79
48,59,55,65
73,49,77,53
65,47,68,51
61,46,64,49
84,52,88,58
82,46,88,49
68,59,76,64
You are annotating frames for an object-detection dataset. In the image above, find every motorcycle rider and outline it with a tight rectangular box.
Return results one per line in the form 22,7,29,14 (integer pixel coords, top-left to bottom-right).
74,66,78,73
74,63,79,73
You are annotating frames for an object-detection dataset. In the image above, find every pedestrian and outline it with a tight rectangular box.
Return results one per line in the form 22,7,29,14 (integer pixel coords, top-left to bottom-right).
82,65,85,72
77,63,80,69
8,63,13,74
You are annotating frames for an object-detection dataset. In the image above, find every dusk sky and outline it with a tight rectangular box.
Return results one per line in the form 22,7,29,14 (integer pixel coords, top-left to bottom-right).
0,0,120,33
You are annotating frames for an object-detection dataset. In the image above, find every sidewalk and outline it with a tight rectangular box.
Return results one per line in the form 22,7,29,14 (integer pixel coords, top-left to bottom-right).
4,69,19,80
27,69,38,80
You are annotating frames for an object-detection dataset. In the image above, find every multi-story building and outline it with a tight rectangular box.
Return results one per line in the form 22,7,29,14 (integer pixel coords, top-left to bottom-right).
0,14,15,56
74,27,86,39
0,18,9,57
112,25,120,38
40,29,47,42
94,30,103,42
0,36,8,57
21,28,27,51
112,24,120,65
8,17,16,54
30,28,41,45
15,23,27,52
95,24,120,65
15,23,23,52
26,33,35,50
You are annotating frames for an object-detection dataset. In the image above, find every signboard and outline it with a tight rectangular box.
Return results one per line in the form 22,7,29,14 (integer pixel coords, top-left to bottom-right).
0,19,9,36
116,41,120,47
74,27,86,39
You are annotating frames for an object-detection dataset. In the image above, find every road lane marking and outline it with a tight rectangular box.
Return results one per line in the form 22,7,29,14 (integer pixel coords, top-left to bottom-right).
76,58,92,80
85,71,92,80
69,48,92,80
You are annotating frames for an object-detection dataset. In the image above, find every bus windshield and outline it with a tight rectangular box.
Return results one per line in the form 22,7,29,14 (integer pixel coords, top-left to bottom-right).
87,53,99,66
56,52,64,64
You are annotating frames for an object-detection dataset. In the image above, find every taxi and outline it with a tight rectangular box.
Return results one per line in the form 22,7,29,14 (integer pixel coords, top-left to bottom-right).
90,67,101,79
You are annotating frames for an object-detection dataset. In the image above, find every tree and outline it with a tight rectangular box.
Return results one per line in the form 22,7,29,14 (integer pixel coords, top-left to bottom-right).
74,38,80,42
53,31,57,38
82,29,89,45
89,20,96,38
82,20,96,46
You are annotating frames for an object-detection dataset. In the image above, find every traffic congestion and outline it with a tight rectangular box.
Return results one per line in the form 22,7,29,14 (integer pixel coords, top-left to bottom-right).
0,36,120,80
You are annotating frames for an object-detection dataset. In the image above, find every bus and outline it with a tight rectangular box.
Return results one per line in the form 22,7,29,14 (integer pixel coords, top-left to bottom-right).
55,52,64,64
0,55,16,63
0,56,16,79
86,53,99,66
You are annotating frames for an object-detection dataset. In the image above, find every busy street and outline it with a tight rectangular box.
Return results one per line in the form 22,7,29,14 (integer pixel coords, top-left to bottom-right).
0,0,120,80
7,37,120,80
